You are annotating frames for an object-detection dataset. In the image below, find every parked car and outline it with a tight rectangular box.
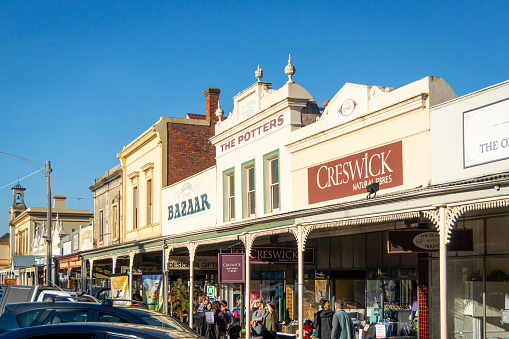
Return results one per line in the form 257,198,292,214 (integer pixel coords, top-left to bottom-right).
0,300,195,334
0,285,74,315
0,322,202,339
88,287,111,301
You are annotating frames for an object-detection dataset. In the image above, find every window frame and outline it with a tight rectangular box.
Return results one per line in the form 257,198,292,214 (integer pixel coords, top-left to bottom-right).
241,159,256,218
222,167,235,222
146,178,152,225
132,185,138,229
98,209,104,242
263,149,280,213
111,204,118,240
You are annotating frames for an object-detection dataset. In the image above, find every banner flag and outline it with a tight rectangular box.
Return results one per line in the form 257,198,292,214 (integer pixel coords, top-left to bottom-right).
142,274,164,311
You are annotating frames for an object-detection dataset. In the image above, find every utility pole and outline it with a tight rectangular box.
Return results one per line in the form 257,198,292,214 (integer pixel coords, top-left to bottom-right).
0,152,52,286
45,161,52,286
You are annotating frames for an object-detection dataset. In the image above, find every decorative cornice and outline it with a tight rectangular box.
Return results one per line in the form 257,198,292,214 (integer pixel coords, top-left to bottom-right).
286,94,428,154
88,170,122,192
240,233,256,253
306,211,421,230
423,197,509,244
211,97,309,145
127,171,140,181
141,162,154,173
186,242,196,260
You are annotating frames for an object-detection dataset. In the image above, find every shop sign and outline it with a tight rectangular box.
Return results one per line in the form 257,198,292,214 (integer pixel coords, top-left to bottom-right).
217,113,287,155
162,168,216,236
167,256,218,270
35,256,45,267
250,247,315,264
111,274,129,306
387,229,473,253
308,141,403,204
4,278,17,285
463,98,509,168
80,224,94,251
218,253,245,283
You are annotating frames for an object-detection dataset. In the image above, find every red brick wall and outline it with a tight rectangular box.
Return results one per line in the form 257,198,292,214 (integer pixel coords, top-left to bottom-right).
166,87,220,185
205,87,220,124
167,122,216,185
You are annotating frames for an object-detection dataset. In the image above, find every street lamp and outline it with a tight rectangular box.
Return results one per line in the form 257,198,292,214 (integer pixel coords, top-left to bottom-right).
1,152,52,286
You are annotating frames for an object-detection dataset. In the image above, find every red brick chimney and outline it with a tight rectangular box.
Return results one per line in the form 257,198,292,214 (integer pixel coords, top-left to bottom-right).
204,87,220,124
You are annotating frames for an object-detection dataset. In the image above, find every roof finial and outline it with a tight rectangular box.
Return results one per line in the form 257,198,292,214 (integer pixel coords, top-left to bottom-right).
215,100,224,121
284,54,295,83
255,65,263,82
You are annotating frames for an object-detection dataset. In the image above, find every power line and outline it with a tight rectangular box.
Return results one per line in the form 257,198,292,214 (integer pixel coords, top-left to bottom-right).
0,170,40,190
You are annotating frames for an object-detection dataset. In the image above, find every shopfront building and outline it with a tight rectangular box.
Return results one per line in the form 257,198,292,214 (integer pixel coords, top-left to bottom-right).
428,79,509,339
285,75,458,338
56,254,82,290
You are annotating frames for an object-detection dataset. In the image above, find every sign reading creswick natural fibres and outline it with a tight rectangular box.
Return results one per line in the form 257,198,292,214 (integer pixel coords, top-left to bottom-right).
307,141,403,204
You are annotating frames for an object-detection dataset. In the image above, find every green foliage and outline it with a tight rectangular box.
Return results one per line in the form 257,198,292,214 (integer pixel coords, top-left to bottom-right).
170,278,206,320
170,278,189,319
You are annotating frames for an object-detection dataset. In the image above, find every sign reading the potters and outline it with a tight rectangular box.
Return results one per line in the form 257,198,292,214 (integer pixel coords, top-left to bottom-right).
217,113,287,155
387,229,473,253
218,253,245,283
307,141,403,204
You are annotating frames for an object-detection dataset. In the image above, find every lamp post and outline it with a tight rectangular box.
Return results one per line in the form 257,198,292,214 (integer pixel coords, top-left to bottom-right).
0,152,52,286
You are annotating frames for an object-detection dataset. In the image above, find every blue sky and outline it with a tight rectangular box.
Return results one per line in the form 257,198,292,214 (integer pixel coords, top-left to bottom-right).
1,1,508,236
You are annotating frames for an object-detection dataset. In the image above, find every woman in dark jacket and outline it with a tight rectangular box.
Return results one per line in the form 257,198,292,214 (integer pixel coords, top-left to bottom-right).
314,299,334,339
262,301,278,339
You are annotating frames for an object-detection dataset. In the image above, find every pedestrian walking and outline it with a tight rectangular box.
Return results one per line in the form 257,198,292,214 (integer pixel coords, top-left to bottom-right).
331,300,355,339
314,299,334,339
261,301,278,339
251,299,266,336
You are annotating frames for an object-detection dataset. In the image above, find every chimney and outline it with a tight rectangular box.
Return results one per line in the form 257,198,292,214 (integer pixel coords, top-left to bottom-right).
53,196,66,209
204,88,220,124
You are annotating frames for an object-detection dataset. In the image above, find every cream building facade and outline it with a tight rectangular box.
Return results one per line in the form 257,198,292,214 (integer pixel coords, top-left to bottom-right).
8,193,92,285
117,118,167,242
288,76,457,208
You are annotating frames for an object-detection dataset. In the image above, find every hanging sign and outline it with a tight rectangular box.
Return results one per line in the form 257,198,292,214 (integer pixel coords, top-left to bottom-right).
142,274,164,312
218,253,245,283
387,229,473,253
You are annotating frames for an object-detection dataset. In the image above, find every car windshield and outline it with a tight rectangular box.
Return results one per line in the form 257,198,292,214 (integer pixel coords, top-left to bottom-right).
140,314,194,333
